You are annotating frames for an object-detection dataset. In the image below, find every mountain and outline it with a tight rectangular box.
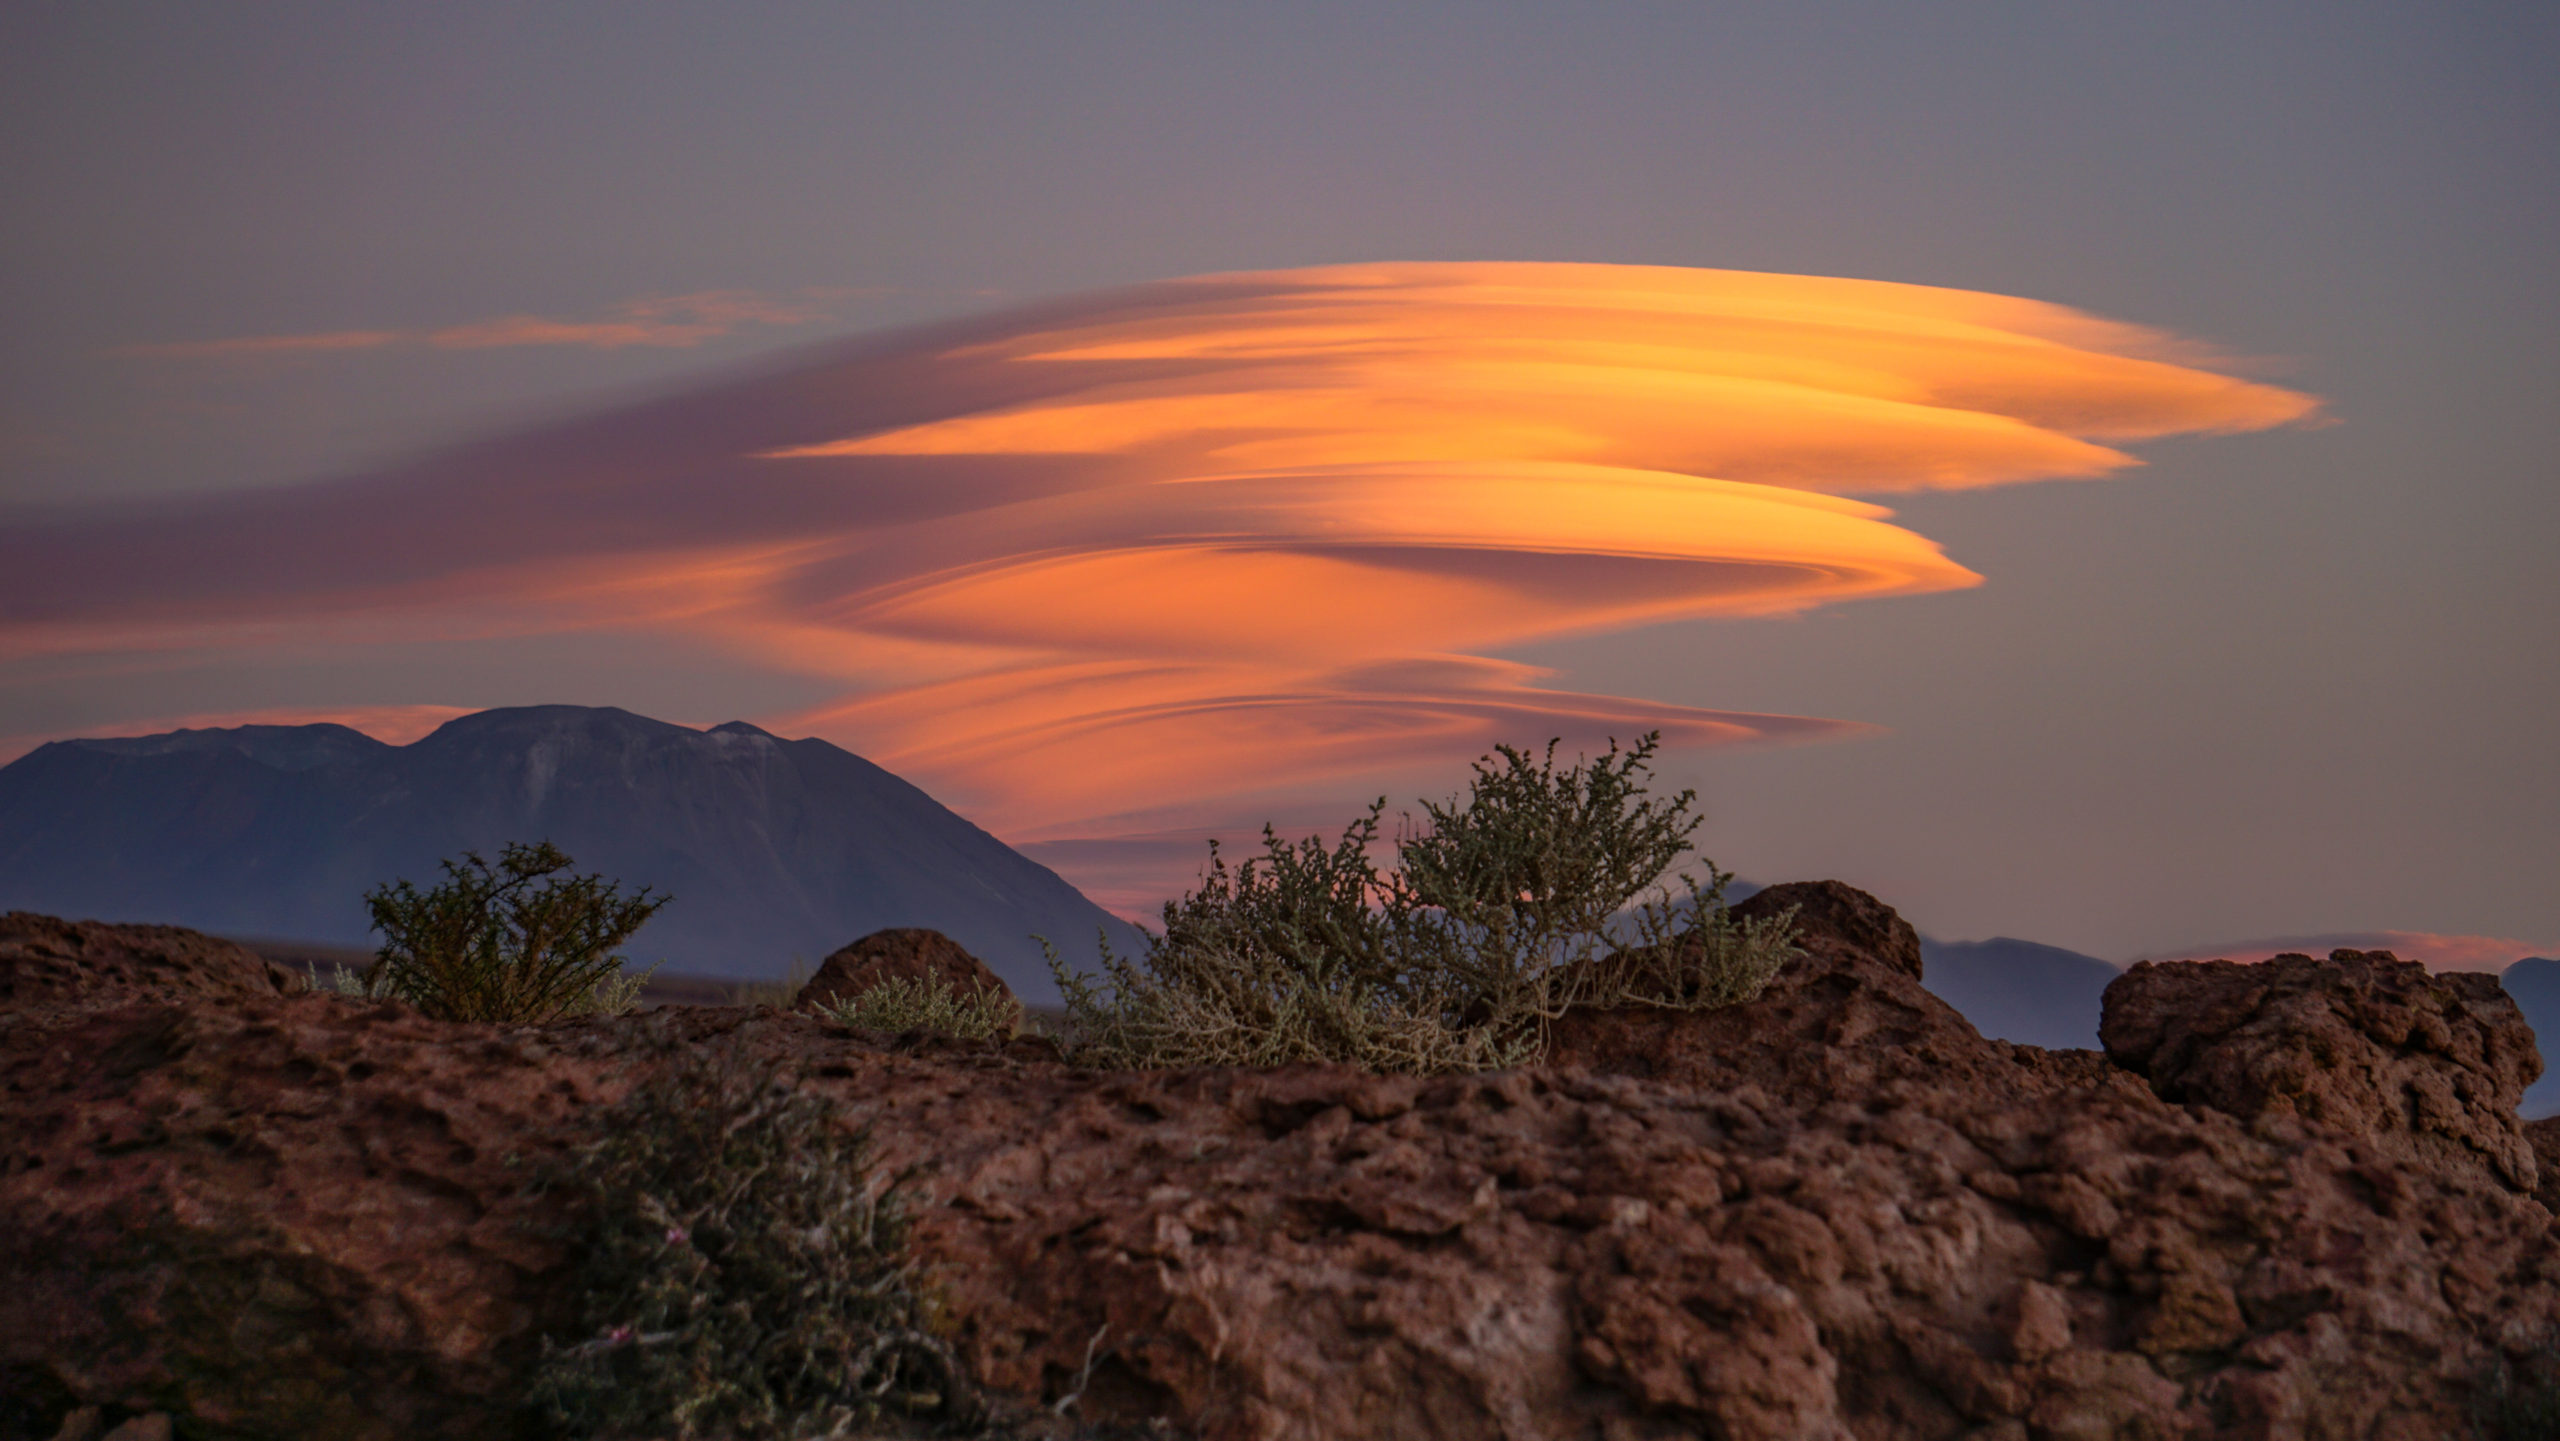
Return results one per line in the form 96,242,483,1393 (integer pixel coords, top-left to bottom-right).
1919,935,2119,1050
0,705,1144,1001
2503,957,2560,1119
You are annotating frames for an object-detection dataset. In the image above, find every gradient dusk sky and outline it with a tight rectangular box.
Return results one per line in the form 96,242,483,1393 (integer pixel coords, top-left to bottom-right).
2,3,2553,963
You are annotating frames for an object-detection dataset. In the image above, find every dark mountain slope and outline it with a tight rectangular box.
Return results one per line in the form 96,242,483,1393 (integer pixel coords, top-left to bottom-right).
2502,957,2560,1119
0,705,1141,1000
1918,935,2119,1050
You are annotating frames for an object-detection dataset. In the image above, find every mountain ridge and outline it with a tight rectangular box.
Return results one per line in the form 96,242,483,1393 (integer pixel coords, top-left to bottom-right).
0,704,1141,1001
1917,934,2120,1051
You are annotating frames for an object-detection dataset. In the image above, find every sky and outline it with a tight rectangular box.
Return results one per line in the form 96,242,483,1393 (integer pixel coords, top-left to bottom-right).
2,3,2554,965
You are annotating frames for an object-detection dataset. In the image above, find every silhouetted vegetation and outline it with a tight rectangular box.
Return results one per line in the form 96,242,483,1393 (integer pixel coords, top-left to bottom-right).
1050,733,1797,1073
355,840,666,1024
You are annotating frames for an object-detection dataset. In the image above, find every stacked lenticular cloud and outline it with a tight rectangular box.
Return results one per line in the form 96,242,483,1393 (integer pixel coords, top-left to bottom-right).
0,262,2317,850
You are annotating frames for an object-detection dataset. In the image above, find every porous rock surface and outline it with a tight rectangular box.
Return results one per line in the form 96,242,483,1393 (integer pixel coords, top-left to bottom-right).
2102,949,2542,1191
5,895,2558,1439
793,926,1015,1014
0,912,305,1015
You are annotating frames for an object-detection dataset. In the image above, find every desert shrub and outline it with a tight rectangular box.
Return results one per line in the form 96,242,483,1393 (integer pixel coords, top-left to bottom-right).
529,1033,969,1438
1051,733,1797,1073
357,840,666,1024
818,975,1023,1041
1052,803,1528,1074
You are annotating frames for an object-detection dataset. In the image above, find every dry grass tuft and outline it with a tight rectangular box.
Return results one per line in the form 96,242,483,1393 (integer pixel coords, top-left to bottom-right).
818,975,1023,1042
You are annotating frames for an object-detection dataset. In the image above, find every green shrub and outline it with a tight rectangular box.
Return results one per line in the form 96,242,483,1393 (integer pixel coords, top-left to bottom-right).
1050,733,1797,1073
357,840,667,1024
818,975,1023,1041
529,1032,969,1438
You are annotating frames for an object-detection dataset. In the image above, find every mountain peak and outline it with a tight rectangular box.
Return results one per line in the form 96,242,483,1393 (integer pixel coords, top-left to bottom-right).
0,704,1141,997
417,703,688,742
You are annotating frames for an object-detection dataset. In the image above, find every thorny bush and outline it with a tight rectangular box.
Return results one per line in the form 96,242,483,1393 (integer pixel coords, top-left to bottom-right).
350,840,665,1024
1049,733,1798,1073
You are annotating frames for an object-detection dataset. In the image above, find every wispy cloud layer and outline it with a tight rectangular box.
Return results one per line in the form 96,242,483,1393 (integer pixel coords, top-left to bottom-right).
116,291,848,360
9,262,2316,852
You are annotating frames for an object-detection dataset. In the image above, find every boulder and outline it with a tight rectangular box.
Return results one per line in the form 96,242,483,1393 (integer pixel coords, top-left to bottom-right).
791,927,1013,1014
1740,877,1926,980
2102,948,2543,1191
1549,877,2100,1102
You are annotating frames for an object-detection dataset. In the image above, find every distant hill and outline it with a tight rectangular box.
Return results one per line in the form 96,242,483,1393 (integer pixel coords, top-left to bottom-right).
0,705,1145,1001
1919,936,2119,1050
2502,957,2560,1119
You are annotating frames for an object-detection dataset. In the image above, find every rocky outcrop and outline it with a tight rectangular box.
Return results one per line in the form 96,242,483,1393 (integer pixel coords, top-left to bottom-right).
2531,1117,2560,1215
2103,948,2543,1191
5,897,2558,1440
792,927,1013,1013
0,911,305,1015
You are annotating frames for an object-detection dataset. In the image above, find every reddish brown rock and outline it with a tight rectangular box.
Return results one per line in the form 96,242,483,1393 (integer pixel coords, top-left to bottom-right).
2523,1115,2560,1214
792,926,1013,1013
6,896,2558,1440
2102,948,2543,1191
0,911,304,1015
1743,877,1926,979
1551,877,2075,1102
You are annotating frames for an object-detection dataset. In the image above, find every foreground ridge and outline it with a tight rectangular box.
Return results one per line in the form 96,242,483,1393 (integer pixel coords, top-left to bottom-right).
3,885,2557,1439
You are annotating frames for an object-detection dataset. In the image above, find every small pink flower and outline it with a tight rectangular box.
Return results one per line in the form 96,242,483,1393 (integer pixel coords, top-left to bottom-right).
664,1226,690,1245
606,1325,636,1345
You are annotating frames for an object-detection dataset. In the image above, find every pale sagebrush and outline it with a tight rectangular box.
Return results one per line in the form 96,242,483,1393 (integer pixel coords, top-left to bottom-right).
1052,733,1799,1074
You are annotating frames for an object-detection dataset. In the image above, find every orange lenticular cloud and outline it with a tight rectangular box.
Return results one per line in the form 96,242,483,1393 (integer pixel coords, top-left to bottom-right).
1,262,2317,855
769,263,2309,488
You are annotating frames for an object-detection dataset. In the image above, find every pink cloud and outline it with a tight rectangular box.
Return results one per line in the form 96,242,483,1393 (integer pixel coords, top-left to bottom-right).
426,291,829,350
2134,930,2557,974
116,330,406,360
116,290,835,361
